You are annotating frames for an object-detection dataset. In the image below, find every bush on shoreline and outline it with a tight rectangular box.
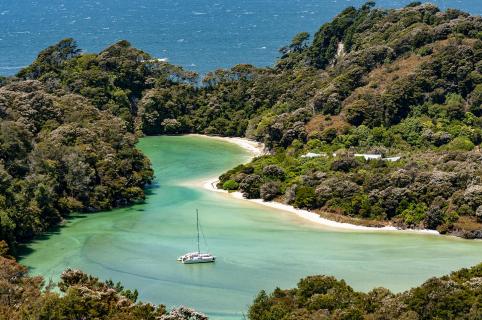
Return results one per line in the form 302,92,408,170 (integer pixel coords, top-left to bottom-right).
248,262,482,320
0,242,207,320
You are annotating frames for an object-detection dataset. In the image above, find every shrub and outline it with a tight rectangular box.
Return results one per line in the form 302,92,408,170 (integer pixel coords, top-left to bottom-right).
294,186,317,209
400,203,428,226
222,180,239,191
239,174,262,199
476,206,482,223
424,200,446,229
262,165,285,180
284,184,298,204
331,158,359,172
444,136,475,151
161,118,181,133
260,182,281,201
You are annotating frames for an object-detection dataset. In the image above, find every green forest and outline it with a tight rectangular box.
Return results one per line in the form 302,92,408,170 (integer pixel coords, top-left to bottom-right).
248,262,482,320
0,1,481,318
212,3,482,238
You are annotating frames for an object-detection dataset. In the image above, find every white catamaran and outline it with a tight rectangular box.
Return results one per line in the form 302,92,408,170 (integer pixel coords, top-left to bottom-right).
177,209,216,264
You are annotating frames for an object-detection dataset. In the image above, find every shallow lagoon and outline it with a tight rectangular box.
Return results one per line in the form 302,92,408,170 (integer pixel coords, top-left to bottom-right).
20,136,482,319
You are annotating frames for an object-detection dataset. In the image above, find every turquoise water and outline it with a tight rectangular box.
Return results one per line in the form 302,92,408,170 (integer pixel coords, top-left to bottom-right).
1,0,481,75
20,136,482,319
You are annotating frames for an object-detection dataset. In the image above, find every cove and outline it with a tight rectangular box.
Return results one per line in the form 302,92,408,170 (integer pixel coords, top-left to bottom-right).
19,135,482,319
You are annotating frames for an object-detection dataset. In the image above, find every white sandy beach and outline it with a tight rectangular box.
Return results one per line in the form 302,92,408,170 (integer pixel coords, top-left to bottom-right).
188,134,266,157
190,134,439,235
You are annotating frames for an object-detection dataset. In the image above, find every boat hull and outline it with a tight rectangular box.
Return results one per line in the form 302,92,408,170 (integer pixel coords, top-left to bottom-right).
182,257,215,264
179,253,216,264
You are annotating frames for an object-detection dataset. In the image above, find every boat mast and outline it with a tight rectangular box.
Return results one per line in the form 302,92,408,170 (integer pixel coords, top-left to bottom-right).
196,209,200,253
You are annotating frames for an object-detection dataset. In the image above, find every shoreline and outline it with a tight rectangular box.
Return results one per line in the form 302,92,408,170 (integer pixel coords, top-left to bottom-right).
187,134,266,158
189,134,440,235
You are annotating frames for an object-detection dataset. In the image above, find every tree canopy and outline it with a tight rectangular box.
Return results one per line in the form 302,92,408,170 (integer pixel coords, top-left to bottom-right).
248,262,482,320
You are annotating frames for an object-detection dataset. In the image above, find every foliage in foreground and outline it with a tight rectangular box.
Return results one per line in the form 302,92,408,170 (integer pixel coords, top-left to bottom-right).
248,262,482,320
2,237,479,320
0,242,207,320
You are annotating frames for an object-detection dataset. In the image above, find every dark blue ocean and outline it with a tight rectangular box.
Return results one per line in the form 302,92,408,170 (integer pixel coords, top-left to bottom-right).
0,0,481,76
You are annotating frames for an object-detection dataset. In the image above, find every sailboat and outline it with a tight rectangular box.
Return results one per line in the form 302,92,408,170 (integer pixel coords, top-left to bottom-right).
177,209,216,264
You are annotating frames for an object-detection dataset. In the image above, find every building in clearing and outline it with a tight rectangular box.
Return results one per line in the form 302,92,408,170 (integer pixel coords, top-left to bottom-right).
301,152,327,158
354,153,382,160
354,153,401,162
382,156,401,162
301,152,401,162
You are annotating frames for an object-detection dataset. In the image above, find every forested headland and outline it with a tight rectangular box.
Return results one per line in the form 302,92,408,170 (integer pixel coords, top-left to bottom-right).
210,2,482,238
0,1,481,318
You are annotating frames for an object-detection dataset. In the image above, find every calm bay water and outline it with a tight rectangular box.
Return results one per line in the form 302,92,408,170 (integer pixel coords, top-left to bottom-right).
20,136,482,319
1,0,481,75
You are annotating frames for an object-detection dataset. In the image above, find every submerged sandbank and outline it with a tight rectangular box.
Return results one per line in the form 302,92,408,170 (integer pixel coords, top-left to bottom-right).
187,134,266,157
190,134,439,235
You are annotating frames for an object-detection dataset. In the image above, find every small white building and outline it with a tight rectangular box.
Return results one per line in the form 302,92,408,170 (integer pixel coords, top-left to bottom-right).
301,152,327,158
354,153,382,160
382,156,401,162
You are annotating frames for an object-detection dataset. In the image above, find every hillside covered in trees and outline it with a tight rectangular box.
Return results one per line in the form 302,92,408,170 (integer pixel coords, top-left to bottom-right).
248,262,482,320
211,2,482,238
0,79,153,253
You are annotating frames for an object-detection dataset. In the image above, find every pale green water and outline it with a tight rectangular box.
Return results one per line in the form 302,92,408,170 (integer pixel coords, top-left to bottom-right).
20,136,482,319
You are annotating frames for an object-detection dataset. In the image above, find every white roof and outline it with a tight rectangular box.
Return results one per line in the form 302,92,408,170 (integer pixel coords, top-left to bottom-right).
354,153,382,160
301,152,326,158
382,156,401,162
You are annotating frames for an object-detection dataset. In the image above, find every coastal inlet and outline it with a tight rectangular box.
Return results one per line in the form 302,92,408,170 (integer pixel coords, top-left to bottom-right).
20,135,482,320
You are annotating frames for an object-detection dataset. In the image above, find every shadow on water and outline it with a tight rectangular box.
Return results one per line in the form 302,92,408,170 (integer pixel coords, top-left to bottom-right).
144,182,161,196
16,182,162,262
16,214,90,262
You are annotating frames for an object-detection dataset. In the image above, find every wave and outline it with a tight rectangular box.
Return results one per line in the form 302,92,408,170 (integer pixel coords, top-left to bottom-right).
0,66,26,70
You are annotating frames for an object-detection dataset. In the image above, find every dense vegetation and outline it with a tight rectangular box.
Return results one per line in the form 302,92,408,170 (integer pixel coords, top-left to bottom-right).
212,2,482,238
0,242,207,320
248,262,482,320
